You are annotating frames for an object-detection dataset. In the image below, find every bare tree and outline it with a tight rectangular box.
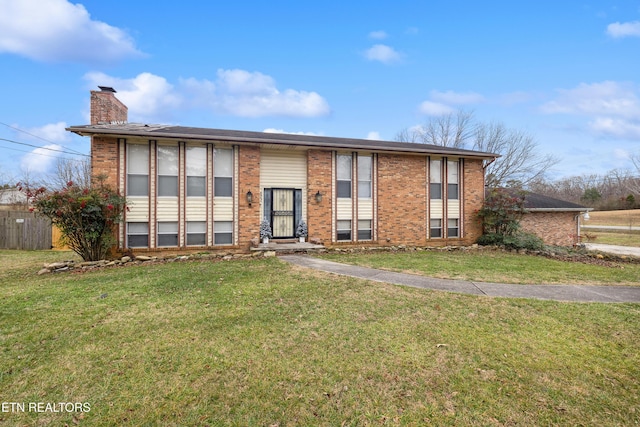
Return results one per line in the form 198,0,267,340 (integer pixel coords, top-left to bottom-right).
473,121,559,188
396,110,475,148
396,109,559,188
47,157,91,189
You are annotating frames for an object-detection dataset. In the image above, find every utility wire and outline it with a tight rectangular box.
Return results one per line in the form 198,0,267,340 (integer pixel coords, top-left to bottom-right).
0,137,90,157
0,144,85,161
0,121,86,155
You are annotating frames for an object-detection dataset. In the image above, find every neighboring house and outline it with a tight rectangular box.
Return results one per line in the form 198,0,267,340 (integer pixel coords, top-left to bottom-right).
0,188,27,211
67,87,498,253
516,191,592,246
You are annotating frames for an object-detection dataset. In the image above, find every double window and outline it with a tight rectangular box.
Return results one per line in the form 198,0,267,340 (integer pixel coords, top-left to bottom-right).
337,154,352,198
447,160,459,200
357,155,372,198
430,159,442,200
127,145,149,196
158,146,178,197
187,146,206,197
214,148,233,197
214,221,233,245
187,221,206,246
127,222,149,247
157,222,178,247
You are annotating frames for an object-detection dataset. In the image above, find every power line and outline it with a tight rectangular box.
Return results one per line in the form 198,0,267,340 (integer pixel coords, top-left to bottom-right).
0,121,86,156
0,137,90,157
0,144,86,162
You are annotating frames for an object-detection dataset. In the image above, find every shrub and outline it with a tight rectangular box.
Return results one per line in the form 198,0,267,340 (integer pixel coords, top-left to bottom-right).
21,179,126,261
260,218,272,240
296,220,308,238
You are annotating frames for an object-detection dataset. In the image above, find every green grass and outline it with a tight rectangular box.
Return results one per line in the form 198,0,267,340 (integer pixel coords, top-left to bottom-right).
320,250,640,286
1,250,639,425
583,230,640,247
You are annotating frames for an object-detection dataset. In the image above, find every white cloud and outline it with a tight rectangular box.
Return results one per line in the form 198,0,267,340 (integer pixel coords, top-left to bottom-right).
364,44,402,64
85,72,182,122
85,69,331,120
366,131,381,140
263,128,322,136
368,30,388,40
181,69,330,118
541,81,640,118
0,0,143,63
418,101,455,116
430,90,485,105
606,20,640,38
26,122,71,143
541,81,640,140
20,144,62,174
589,117,640,139
418,90,484,116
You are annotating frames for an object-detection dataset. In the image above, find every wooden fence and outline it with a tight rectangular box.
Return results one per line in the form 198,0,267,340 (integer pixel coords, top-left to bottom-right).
0,211,52,250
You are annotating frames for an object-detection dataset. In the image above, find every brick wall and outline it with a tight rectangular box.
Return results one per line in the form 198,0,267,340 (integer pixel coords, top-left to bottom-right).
462,158,485,244
237,145,261,248
377,154,427,246
91,136,119,189
90,90,128,125
520,211,578,246
307,150,333,243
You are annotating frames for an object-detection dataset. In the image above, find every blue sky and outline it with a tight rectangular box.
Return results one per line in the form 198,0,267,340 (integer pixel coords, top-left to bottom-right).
0,0,639,182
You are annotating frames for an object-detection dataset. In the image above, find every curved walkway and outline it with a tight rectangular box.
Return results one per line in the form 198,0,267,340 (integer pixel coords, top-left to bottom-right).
280,255,640,303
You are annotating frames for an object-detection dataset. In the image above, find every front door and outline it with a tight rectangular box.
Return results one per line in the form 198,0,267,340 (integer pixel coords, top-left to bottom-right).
264,188,302,239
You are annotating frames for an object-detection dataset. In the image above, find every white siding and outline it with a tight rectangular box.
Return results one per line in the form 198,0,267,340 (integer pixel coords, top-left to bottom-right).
186,198,207,221
337,199,352,220
448,200,460,218
157,198,179,221
127,197,149,221
358,198,373,219
260,149,307,219
431,200,443,219
214,197,234,221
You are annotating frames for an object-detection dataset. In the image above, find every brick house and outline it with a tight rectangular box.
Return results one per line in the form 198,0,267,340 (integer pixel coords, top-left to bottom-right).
67,87,498,253
516,191,592,246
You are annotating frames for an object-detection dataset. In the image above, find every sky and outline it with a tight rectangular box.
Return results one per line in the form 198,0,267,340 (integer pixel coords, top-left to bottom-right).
0,0,639,183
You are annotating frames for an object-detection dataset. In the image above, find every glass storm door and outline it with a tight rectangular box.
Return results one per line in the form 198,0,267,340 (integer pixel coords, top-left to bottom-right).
264,188,302,239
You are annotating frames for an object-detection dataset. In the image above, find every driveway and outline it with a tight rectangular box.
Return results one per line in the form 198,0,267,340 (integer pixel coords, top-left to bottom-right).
584,243,640,258
280,255,640,303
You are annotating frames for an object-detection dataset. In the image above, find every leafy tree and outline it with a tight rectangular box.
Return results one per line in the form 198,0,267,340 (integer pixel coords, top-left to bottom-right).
476,188,544,250
20,178,126,261
581,188,602,205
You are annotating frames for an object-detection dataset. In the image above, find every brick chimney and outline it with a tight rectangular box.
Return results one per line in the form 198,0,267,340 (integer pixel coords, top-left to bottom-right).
90,86,128,125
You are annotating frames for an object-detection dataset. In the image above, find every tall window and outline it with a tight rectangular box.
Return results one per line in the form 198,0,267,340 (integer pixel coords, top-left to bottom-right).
447,218,459,238
357,155,372,198
357,220,372,240
214,221,233,244
214,148,233,197
447,160,459,200
127,144,149,196
157,146,178,197
337,220,351,241
430,159,442,199
337,154,352,198
187,221,206,246
186,146,206,197
127,222,149,247
430,219,442,238
157,222,178,247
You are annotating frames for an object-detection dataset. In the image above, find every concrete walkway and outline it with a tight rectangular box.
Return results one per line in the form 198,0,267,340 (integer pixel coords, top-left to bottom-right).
584,243,640,258
280,255,640,303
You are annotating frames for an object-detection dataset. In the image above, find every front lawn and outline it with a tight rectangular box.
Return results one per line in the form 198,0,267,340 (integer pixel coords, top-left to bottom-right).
320,249,640,285
0,251,639,425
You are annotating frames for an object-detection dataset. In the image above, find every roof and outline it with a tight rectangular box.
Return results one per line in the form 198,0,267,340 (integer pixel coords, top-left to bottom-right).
67,123,499,159
501,188,591,212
